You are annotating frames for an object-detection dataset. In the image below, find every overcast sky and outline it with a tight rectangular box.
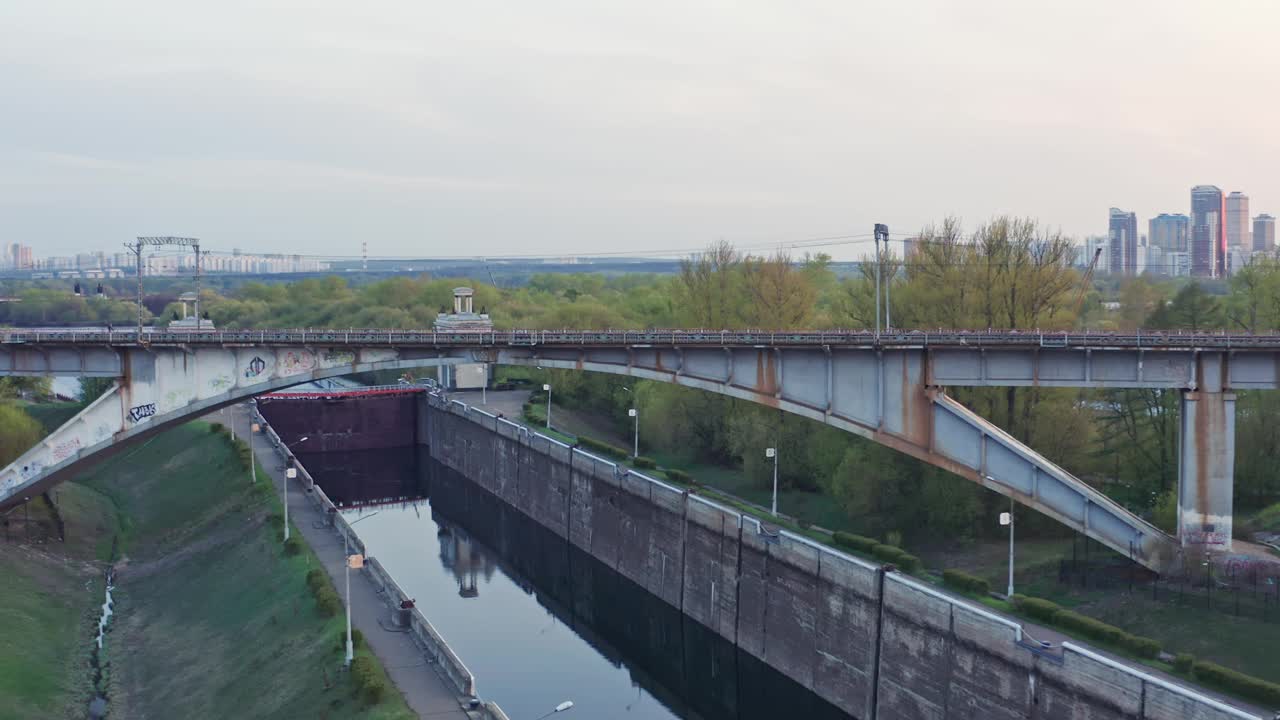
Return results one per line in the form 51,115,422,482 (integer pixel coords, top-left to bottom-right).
2,1,1277,260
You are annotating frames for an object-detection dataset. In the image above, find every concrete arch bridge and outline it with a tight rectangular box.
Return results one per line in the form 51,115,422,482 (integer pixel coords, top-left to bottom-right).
2,328,1269,573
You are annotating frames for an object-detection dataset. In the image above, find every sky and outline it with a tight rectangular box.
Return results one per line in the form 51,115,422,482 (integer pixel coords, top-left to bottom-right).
2,1,1278,260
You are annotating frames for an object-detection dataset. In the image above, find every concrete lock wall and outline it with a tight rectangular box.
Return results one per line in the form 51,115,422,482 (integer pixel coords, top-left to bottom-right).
421,394,1262,720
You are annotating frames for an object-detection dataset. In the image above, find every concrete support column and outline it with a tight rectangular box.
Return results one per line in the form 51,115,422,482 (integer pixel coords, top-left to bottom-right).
1178,352,1235,551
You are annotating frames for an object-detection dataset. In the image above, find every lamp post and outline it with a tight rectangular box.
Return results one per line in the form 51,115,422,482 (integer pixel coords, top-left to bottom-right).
765,448,778,517
534,700,575,720
282,436,309,543
543,384,553,430
344,511,379,666
1000,498,1015,596
622,386,639,458
250,420,259,484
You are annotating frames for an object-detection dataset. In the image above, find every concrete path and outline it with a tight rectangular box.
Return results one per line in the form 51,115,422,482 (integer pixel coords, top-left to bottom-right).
227,405,471,720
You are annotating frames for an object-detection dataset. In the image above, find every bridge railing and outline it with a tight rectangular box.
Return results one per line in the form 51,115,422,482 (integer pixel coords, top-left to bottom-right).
6,327,1280,349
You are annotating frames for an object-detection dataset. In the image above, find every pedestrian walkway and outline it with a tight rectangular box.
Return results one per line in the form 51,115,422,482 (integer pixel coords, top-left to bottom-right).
229,405,470,720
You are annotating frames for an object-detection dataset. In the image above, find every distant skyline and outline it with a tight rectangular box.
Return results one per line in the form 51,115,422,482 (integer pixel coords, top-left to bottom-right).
3,1,1279,260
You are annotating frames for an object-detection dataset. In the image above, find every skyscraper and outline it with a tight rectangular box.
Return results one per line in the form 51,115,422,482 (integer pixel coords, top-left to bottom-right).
1256,214,1276,253
1191,185,1226,277
1226,191,1251,251
1149,213,1189,254
1108,208,1138,276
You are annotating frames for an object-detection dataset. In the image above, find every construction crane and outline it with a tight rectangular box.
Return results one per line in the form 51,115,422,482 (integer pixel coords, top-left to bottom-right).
1074,247,1103,320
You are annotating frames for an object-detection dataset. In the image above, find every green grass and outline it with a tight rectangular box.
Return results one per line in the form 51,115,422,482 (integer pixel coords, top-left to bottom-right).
1082,597,1280,685
78,423,414,719
0,553,98,720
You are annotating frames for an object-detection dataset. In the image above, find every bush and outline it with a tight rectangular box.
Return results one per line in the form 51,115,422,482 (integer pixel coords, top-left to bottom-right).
895,553,921,573
350,655,375,688
633,456,657,469
1123,635,1162,659
362,678,386,705
577,436,629,460
306,568,327,592
315,587,342,617
870,544,898,563
665,469,693,484
1173,653,1195,673
1012,595,1061,623
1193,660,1280,707
336,628,365,651
943,569,990,596
833,532,878,554
208,422,225,434
284,535,304,556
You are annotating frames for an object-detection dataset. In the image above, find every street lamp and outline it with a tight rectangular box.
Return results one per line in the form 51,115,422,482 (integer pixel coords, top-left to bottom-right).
282,436,309,543
344,511,379,666
542,384,552,430
1000,498,1014,596
765,448,778,517
622,386,639,458
534,700,575,720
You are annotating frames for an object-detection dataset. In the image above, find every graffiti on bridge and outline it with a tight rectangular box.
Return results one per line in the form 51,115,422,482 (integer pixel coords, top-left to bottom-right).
128,403,157,423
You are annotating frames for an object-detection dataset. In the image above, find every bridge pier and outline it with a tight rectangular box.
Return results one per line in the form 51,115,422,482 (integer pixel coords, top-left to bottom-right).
1178,389,1236,553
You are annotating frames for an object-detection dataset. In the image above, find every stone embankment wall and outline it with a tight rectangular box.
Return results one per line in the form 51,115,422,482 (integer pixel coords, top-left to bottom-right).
423,394,1259,720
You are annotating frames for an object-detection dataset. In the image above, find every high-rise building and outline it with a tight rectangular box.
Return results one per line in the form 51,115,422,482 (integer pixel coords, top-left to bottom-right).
1108,208,1138,276
1149,213,1189,252
1255,214,1276,253
1191,185,1226,277
1226,191,1251,250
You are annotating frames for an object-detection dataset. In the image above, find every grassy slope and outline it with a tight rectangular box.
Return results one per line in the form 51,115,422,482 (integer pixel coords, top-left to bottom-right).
0,550,98,720
80,423,414,720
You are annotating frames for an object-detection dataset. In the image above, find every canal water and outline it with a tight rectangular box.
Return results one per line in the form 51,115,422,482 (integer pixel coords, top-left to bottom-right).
299,447,852,720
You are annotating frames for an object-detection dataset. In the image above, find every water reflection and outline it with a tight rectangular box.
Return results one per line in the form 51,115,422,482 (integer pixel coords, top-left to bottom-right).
309,450,854,720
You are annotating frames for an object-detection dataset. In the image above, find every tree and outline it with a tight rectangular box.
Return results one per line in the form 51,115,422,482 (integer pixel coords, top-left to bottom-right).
0,404,42,466
1147,282,1223,331
740,251,817,328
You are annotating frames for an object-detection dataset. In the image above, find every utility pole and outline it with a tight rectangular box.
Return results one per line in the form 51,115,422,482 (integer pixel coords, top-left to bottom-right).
543,384,553,430
128,237,201,336
873,227,882,339
874,224,890,333
1001,500,1015,596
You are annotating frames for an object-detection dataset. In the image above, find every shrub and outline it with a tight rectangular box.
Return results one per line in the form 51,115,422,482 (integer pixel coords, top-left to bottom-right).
633,456,657,469
1122,635,1162,659
665,469,693,484
833,532,878,554
362,678,386,705
1012,595,1061,623
349,655,375,688
577,436,629,460
1193,660,1280,707
943,569,991,596
1173,653,1195,673
895,553,921,573
306,568,327,592
208,422,224,434
284,536,304,556
336,628,365,651
315,587,342,617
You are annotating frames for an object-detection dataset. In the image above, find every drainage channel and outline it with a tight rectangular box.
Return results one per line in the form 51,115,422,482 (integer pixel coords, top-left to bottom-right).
88,538,117,719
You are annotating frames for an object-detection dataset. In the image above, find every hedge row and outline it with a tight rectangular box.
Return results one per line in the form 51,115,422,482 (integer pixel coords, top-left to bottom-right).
665,468,694,484
1192,660,1280,707
633,457,657,469
833,532,878,554
577,435,629,460
335,628,365,652
942,569,990,596
871,544,920,572
349,655,387,705
1009,595,1161,659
